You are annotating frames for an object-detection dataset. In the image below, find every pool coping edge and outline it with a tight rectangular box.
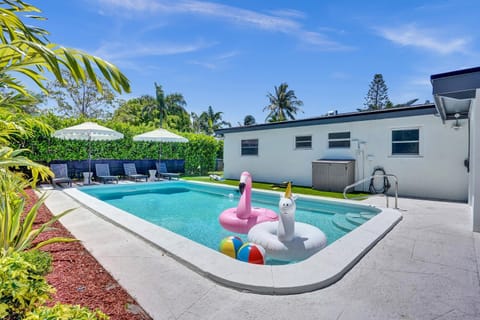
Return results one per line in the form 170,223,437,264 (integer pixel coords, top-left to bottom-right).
63,184,402,295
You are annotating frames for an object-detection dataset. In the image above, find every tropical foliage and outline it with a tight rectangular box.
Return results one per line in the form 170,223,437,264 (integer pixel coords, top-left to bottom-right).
264,82,303,122
112,95,156,126
112,85,192,132
0,0,130,186
0,250,54,318
0,250,109,319
192,106,231,135
0,0,132,317
0,171,75,253
0,2,130,98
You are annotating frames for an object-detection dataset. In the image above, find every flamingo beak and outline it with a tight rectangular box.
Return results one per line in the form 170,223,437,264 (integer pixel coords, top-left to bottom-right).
239,182,246,195
239,172,249,194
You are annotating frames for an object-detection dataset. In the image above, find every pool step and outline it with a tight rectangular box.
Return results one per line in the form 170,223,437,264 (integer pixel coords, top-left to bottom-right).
332,213,357,232
345,212,375,226
332,212,376,232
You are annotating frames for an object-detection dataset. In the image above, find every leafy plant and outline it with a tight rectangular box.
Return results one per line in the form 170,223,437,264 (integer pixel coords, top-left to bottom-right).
24,303,109,320
21,249,52,276
0,169,76,254
0,251,109,320
0,250,54,318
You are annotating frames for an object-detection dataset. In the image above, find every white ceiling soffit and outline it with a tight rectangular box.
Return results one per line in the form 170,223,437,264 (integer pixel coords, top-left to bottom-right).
431,67,480,123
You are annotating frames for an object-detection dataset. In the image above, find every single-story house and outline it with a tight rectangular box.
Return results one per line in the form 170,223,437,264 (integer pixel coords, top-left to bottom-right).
216,67,480,233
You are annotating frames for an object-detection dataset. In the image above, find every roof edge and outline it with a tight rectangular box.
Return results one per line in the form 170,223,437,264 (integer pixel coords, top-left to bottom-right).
431,66,480,80
216,104,436,135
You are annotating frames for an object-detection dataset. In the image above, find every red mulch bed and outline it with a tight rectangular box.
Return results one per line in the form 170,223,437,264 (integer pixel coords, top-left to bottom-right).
27,189,152,319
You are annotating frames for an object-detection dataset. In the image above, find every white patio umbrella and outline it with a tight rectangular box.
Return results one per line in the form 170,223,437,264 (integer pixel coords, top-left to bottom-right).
52,122,124,184
133,128,188,162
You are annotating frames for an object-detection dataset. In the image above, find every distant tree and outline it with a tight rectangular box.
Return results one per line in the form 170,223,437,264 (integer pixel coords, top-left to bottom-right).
46,70,118,119
165,93,191,132
264,83,303,122
191,112,202,133
154,82,166,127
112,95,156,126
194,106,231,135
240,115,256,126
362,74,391,111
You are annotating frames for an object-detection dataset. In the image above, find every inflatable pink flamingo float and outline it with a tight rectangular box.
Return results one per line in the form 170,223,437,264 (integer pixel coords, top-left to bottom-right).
219,171,278,234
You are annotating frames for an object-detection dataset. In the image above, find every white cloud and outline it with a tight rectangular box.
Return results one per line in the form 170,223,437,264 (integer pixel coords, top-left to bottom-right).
188,50,241,70
376,23,470,55
96,0,348,50
94,40,214,61
268,9,306,20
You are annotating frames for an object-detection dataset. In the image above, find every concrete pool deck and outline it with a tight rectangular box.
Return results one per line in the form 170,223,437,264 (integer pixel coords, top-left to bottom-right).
43,187,480,319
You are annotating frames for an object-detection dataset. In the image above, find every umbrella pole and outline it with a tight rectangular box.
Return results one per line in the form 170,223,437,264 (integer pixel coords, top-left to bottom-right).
88,136,92,184
158,143,162,164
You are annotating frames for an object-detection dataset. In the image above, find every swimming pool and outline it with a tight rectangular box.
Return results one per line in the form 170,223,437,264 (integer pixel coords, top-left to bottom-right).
79,181,380,264
64,181,401,293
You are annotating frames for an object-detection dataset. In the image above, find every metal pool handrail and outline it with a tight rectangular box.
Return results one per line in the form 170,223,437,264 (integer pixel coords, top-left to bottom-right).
343,174,399,209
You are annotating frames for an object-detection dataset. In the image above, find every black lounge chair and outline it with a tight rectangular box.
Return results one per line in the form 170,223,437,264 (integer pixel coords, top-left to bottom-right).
95,163,118,184
156,162,180,180
123,163,148,182
50,163,72,188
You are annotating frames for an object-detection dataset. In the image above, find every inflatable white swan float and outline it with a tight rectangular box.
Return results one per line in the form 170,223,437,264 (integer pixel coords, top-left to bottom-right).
248,182,327,261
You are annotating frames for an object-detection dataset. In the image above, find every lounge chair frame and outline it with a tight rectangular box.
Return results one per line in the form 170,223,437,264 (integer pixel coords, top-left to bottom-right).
95,163,119,184
123,163,148,182
50,163,72,188
156,162,180,180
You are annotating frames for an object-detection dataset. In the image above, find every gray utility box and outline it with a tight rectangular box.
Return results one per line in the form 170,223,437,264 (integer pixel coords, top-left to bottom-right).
312,160,355,192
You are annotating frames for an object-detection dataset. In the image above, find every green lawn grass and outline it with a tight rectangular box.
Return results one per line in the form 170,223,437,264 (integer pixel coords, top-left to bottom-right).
182,176,368,199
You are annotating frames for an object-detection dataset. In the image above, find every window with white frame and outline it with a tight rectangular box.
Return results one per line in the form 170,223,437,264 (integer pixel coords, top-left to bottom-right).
241,139,258,155
391,128,419,155
295,135,312,149
328,131,350,148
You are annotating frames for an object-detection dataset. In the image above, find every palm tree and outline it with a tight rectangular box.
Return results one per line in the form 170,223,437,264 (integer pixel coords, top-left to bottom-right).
198,106,231,135
155,82,167,127
0,3,130,99
0,0,130,183
190,112,202,133
165,93,191,132
263,83,303,122
140,83,167,128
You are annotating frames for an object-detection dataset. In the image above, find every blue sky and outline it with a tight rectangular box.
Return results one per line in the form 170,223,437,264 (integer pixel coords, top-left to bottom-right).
35,0,479,124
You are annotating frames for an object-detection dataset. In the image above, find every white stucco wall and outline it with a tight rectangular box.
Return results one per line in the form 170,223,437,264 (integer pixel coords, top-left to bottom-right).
471,90,480,231
223,113,468,201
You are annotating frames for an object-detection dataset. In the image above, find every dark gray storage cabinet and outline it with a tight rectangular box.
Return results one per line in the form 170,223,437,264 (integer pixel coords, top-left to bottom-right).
312,160,355,192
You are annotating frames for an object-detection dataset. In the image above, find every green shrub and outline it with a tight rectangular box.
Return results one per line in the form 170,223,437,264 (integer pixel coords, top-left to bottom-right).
17,115,223,175
0,250,54,318
21,250,53,276
0,251,109,320
24,303,109,320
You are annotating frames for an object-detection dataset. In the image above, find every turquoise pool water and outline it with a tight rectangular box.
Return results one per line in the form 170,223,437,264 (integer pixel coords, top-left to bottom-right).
80,181,380,256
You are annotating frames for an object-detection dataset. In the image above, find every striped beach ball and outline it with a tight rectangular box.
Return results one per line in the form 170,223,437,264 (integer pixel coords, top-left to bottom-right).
219,236,244,258
236,242,265,265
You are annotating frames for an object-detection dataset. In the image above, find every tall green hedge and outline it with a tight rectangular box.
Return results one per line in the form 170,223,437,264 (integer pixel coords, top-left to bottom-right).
16,114,222,175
